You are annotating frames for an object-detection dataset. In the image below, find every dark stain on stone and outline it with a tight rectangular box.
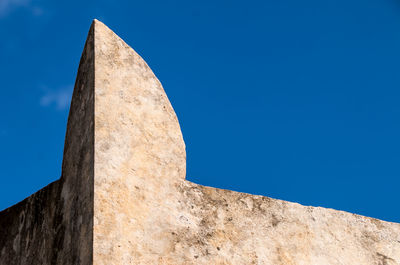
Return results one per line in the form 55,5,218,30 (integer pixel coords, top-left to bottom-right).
377,252,395,265
271,214,280,227
51,223,65,265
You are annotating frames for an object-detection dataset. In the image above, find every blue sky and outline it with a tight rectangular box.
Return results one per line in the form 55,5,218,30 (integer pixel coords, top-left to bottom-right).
1,0,399,222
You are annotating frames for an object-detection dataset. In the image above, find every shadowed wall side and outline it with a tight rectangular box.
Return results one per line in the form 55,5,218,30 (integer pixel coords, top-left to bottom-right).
0,22,96,265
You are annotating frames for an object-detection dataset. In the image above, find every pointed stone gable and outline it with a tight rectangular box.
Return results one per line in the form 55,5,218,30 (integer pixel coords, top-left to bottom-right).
1,20,400,265
92,20,186,264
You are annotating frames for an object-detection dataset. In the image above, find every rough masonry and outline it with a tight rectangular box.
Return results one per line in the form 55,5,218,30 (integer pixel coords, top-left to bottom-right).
0,20,399,265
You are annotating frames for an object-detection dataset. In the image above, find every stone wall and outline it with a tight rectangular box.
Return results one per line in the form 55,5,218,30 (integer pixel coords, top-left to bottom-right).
0,20,399,265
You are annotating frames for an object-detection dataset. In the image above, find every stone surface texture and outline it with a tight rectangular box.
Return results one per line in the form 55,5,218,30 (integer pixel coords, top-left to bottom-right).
1,20,400,265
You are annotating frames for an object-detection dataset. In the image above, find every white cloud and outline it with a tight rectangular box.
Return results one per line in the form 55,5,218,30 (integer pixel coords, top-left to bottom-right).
0,0,43,18
0,0,31,17
40,86,73,111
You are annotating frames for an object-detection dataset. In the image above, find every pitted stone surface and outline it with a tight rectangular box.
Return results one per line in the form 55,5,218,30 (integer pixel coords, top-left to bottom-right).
1,20,400,265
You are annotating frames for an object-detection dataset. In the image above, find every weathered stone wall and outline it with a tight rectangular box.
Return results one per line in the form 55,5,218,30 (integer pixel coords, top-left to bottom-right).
92,19,186,265
57,18,94,264
89,20,400,265
0,181,62,264
1,20,399,265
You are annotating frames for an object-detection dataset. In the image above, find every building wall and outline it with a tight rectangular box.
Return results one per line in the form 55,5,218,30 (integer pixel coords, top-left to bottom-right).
1,20,400,265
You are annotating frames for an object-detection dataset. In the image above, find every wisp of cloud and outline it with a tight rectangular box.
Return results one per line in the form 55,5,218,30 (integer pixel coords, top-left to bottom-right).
40,86,73,111
0,0,31,17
